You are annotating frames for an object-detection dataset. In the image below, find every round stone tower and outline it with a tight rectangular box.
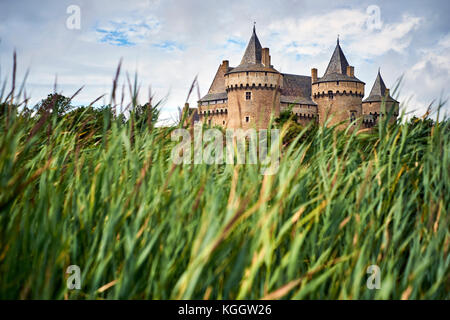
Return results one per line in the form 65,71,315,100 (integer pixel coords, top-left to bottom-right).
362,69,399,127
224,26,282,130
311,38,365,130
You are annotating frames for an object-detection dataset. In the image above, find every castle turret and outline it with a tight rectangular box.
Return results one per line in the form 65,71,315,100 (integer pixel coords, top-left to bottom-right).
198,59,231,127
311,68,318,83
312,38,365,129
225,26,282,129
362,70,399,127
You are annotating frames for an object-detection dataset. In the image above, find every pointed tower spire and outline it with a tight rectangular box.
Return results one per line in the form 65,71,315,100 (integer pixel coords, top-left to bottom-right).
324,38,349,76
363,69,397,103
314,38,364,84
368,69,387,98
239,24,263,66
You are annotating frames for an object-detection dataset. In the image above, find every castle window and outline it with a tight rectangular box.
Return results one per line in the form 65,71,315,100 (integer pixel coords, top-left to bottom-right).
350,111,356,123
245,116,250,123
223,120,225,125
225,109,228,114
245,92,251,100
336,81,339,85
246,72,249,76
265,72,268,76
328,90,334,99
208,119,211,126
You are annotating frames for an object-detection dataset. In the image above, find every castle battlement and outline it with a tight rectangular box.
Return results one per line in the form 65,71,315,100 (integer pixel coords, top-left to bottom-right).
193,26,399,130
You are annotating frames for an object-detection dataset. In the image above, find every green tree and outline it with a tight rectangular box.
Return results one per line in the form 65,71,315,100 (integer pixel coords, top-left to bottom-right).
34,93,73,118
133,102,160,132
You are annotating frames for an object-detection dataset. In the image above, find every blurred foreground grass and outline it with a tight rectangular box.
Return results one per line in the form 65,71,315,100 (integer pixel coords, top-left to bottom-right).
0,57,448,299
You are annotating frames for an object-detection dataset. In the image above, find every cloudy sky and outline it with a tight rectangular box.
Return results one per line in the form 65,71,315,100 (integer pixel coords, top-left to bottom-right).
1,0,449,123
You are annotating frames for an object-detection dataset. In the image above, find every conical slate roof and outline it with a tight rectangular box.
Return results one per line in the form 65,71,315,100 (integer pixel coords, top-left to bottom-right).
324,38,349,75
369,70,387,96
240,25,262,65
315,38,363,84
227,26,279,74
363,70,398,103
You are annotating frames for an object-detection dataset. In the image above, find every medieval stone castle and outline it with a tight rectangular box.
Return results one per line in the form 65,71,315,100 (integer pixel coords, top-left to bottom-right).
191,26,399,130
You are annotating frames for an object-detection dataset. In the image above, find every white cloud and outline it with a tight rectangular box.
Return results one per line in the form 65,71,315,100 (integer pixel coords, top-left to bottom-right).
0,0,447,123
267,10,422,58
400,32,450,117
93,17,161,46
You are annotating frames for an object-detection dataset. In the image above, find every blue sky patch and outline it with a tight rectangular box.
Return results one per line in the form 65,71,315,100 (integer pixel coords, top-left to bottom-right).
96,28,135,46
226,38,246,48
152,41,185,52
95,17,161,47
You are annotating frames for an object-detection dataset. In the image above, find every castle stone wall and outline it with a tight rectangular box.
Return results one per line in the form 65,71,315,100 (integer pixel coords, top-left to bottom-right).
225,71,282,90
226,86,280,129
312,81,364,129
291,105,318,126
362,100,399,125
225,71,282,129
198,102,228,127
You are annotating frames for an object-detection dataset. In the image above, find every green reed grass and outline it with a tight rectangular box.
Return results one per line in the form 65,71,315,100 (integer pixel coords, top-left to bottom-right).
0,56,448,300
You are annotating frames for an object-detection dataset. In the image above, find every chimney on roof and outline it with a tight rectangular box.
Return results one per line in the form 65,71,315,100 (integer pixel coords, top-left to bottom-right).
262,48,270,67
222,60,229,70
385,88,390,97
311,68,318,83
346,66,354,77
